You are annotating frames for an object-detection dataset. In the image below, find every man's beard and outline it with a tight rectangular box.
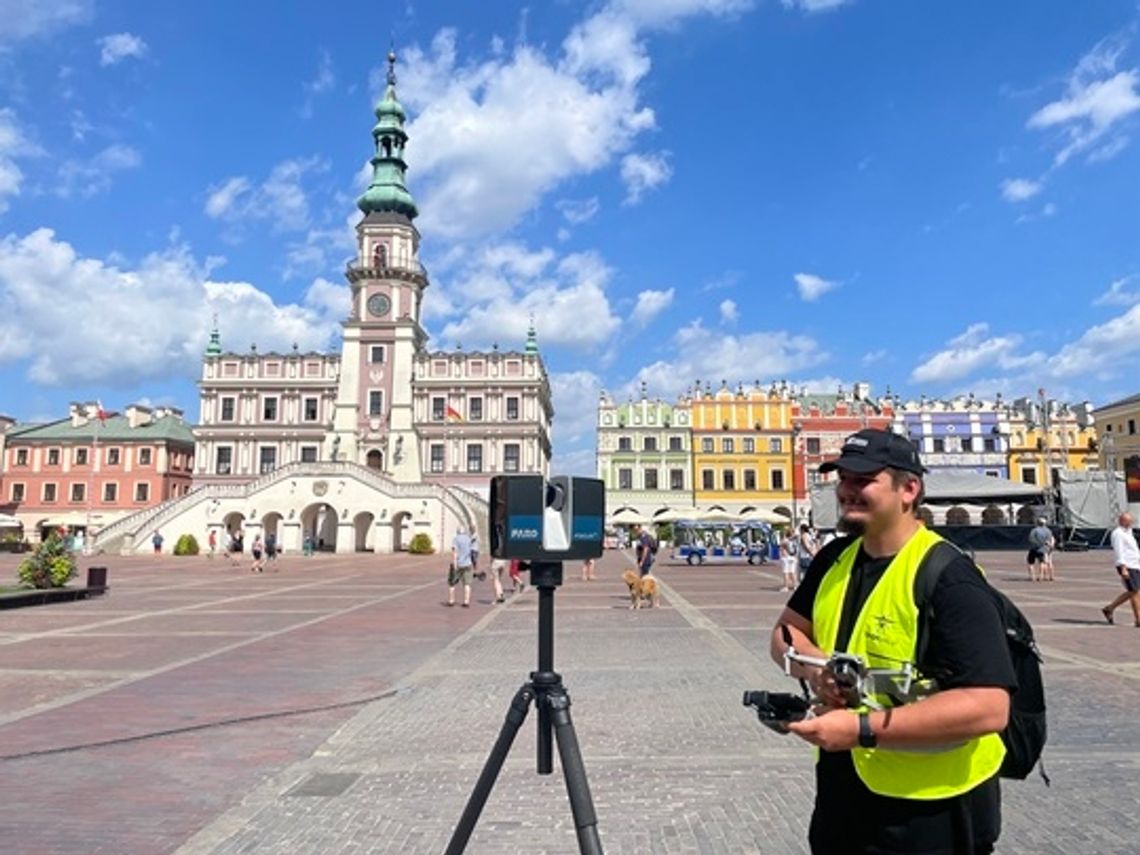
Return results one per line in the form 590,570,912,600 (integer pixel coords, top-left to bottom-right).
838,515,866,536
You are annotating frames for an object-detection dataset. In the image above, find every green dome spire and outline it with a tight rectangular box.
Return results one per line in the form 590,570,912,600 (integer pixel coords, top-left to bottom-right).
525,316,539,354
205,315,222,356
357,51,418,219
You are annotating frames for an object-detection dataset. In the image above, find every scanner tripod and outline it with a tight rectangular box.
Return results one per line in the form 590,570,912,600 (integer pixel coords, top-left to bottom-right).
445,560,603,854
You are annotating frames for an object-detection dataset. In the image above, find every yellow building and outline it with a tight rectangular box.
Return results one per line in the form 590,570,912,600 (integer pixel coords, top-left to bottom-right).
1006,401,1098,487
1092,392,1140,470
690,382,794,514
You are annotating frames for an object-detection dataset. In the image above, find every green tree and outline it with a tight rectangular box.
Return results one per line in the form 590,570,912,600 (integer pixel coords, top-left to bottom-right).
407,533,434,554
173,534,200,556
17,533,78,589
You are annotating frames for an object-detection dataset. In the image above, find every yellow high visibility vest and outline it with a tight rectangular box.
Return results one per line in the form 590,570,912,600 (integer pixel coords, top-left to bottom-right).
812,527,1005,799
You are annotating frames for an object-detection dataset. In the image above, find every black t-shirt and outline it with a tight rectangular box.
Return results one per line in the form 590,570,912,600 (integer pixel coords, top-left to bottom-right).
787,535,1016,854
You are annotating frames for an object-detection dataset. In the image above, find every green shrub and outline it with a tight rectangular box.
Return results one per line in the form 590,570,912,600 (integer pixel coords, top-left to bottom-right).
407,533,434,554
17,533,77,589
173,534,200,556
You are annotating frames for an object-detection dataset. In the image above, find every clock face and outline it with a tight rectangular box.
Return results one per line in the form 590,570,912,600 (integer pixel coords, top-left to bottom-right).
366,293,391,317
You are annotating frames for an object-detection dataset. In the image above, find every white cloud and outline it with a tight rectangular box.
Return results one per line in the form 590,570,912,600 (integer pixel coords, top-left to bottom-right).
300,51,336,118
628,320,828,400
909,323,1043,384
204,157,328,233
390,0,753,241
614,0,756,29
56,144,141,198
0,108,41,212
1047,303,1140,378
780,0,849,12
0,0,92,42
98,32,148,66
719,298,738,324
793,271,839,301
433,247,621,351
620,150,672,204
0,229,347,385
862,348,887,365
1027,34,1140,166
631,287,674,327
393,26,654,240
1093,275,1140,307
551,370,604,447
555,196,600,224
1000,177,1041,202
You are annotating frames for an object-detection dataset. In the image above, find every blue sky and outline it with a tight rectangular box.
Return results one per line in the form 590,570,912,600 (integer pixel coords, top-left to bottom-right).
1,1,1139,475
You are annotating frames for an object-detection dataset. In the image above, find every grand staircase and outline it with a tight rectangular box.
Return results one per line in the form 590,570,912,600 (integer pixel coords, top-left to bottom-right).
94,462,488,554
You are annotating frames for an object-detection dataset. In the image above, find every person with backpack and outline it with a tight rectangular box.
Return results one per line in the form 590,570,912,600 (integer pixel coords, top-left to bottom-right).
768,428,1017,855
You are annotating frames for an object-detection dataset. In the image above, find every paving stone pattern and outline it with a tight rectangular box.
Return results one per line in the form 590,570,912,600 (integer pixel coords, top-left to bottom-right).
0,548,1137,853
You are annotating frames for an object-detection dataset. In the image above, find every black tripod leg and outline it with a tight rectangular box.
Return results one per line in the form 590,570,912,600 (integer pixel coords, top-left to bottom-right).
548,690,604,855
445,684,535,855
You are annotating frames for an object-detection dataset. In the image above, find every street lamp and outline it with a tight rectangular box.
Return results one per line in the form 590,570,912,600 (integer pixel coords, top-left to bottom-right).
791,423,802,526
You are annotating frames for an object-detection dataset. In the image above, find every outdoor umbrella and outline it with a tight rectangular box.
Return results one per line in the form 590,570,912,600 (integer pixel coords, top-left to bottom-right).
0,513,21,528
609,507,653,526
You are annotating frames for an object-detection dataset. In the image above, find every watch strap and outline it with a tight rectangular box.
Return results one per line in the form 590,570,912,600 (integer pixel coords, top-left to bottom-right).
858,712,877,748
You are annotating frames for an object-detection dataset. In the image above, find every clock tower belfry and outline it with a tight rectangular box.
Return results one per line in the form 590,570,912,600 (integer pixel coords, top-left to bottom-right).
333,50,428,482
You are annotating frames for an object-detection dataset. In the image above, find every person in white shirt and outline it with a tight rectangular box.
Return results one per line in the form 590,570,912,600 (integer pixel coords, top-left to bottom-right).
1102,512,1140,627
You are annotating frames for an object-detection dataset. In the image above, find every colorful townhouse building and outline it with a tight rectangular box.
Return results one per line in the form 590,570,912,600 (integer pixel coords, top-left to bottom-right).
894,394,1011,476
596,385,692,515
690,381,794,516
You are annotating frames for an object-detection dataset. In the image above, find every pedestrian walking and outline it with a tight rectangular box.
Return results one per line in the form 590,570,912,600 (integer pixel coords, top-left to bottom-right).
581,557,597,581
508,559,526,594
1102,512,1140,627
447,526,475,607
770,428,1014,854
152,530,164,555
1026,518,1053,582
490,557,507,603
250,534,265,573
779,529,798,591
207,529,217,559
265,531,278,566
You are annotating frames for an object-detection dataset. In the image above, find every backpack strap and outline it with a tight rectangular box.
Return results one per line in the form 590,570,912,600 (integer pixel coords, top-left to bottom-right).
913,540,971,674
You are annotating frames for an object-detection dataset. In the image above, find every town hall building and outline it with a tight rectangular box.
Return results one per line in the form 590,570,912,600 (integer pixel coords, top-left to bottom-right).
94,53,552,555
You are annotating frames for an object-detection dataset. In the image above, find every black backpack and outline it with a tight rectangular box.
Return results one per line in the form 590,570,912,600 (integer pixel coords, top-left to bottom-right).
916,542,1049,784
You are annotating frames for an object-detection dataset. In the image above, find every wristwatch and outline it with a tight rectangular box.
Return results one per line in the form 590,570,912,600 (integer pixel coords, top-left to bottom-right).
858,712,877,748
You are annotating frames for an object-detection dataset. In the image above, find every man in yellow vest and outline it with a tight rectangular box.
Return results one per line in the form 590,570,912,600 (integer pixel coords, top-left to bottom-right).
769,428,1015,854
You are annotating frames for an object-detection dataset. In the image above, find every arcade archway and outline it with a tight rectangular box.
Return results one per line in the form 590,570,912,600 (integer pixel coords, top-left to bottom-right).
300,503,338,552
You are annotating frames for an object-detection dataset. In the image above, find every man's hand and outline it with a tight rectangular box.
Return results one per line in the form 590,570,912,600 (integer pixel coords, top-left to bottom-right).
786,708,859,752
806,665,849,710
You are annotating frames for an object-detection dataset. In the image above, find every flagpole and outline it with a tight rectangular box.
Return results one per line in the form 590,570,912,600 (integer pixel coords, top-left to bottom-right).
85,406,97,555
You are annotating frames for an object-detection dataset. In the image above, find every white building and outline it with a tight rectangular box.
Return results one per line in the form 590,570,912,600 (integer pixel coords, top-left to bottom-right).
96,53,552,555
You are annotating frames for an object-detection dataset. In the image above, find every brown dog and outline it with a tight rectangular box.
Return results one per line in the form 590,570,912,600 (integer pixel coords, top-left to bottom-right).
622,568,660,609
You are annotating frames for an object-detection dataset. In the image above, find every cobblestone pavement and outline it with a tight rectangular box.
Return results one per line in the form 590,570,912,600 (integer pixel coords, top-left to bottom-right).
1,547,1138,854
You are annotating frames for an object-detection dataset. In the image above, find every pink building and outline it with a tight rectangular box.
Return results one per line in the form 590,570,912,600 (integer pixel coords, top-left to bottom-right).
0,403,195,542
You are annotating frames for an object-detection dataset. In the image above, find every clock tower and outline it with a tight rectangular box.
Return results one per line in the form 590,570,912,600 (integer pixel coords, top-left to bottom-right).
333,51,427,482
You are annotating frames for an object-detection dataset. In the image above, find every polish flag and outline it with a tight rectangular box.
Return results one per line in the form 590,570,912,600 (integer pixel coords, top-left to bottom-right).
446,405,464,423
95,401,108,422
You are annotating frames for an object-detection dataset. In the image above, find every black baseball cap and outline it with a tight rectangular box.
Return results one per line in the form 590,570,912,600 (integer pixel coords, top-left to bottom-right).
818,428,927,476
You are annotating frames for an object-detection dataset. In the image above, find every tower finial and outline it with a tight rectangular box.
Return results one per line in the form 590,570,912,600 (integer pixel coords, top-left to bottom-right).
525,315,539,354
205,314,222,357
387,48,397,86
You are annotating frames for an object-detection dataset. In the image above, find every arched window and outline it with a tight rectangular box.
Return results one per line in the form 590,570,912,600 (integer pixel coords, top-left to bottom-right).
981,505,1006,525
372,244,387,270
945,506,971,526
381,136,392,158
1016,506,1039,525
366,449,383,471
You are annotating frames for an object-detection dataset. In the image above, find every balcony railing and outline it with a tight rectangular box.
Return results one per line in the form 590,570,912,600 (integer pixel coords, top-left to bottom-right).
345,259,428,283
